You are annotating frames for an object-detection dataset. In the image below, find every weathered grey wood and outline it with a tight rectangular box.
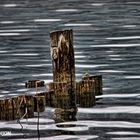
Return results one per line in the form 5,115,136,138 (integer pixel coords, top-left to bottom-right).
50,29,77,122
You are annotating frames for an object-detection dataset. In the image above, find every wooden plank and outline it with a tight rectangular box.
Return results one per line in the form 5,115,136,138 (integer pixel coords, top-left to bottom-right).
4,98,14,121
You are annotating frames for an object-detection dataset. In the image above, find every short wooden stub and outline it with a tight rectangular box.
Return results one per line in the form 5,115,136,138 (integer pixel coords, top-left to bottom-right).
4,98,14,120
25,80,44,88
76,80,96,107
82,74,102,96
16,95,34,119
0,99,6,120
50,29,77,122
34,95,46,112
35,91,55,107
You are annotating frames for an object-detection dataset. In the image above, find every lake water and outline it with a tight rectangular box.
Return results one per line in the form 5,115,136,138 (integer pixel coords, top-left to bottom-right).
0,0,140,139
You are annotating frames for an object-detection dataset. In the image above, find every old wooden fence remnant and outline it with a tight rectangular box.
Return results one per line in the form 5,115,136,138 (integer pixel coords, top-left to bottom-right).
0,29,103,121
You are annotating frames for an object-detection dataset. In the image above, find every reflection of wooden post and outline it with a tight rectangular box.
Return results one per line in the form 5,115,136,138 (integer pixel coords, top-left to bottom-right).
82,74,103,96
50,29,77,122
76,80,96,107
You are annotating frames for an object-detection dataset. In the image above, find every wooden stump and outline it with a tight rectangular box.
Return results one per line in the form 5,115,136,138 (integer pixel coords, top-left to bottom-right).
12,96,21,120
25,80,44,88
82,74,103,96
34,95,46,112
50,29,77,122
76,80,96,107
4,98,14,121
0,99,5,120
15,95,34,119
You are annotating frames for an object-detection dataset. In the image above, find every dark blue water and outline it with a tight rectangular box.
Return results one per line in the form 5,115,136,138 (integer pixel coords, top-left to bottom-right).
0,0,140,139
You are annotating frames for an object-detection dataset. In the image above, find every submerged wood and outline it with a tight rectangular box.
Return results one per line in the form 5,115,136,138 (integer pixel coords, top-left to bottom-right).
50,29,77,122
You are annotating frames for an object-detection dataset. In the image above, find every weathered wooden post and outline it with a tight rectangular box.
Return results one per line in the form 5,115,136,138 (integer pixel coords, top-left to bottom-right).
15,95,34,119
50,29,77,122
76,80,96,107
0,99,5,120
82,74,103,96
34,95,46,112
4,98,14,120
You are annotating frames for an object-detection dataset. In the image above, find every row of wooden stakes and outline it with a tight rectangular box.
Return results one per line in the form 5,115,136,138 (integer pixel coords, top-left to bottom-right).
0,74,102,121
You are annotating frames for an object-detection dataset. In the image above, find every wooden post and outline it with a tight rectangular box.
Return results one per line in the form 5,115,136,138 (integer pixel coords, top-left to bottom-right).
15,95,34,119
12,96,21,120
76,80,96,107
25,80,44,88
82,74,103,96
50,29,77,122
4,98,14,120
34,95,46,112
0,99,5,120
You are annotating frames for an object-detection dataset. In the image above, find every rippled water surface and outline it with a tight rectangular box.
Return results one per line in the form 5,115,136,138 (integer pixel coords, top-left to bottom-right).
0,0,140,139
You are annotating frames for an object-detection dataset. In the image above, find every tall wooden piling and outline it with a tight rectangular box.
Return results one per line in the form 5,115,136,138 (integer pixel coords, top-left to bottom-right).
50,29,77,122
